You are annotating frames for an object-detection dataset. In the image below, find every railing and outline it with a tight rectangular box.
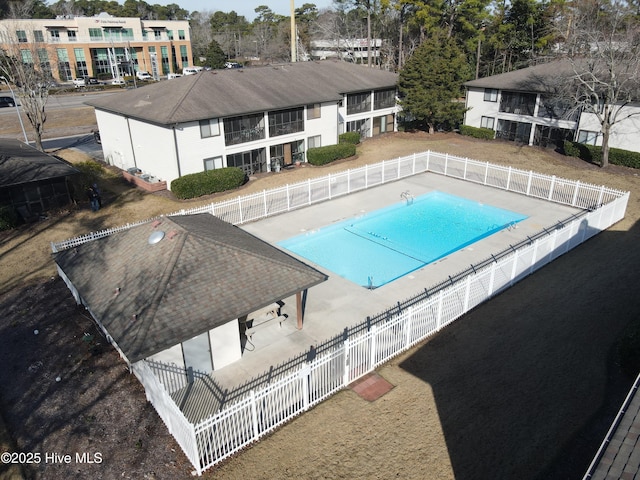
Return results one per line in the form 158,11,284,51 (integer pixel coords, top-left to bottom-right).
188,195,627,475
50,150,629,475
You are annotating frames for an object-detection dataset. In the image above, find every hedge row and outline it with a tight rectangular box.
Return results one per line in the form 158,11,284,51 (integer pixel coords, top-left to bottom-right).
563,141,640,169
307,143,356,166
170,167,246,199
459,125,495,140
339,131,361,145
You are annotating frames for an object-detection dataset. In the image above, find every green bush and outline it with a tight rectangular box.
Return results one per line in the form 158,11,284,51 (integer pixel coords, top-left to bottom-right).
459,125,495,140
170,167,246,199
339,132,361,145
307,143,357,166
563,141,640,169
0,205,18,231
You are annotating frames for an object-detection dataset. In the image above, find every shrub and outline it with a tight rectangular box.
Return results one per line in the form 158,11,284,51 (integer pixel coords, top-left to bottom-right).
0,205,18,231
171,167,246,199
339,132,361,145
563,141,640,169
307,143,357,166
459,125,495,140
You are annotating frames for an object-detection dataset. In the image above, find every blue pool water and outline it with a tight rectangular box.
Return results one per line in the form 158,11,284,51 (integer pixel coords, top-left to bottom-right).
278,191,528,288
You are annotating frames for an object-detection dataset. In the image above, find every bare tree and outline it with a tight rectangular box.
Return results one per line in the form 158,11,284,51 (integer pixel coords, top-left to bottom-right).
0,20,56,150
562,1,640,167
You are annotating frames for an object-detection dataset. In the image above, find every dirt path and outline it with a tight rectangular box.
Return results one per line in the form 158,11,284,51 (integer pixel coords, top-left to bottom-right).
1,129,639,479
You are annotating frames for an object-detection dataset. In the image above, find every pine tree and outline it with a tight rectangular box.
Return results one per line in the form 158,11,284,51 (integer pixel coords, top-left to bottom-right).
398,31,472,133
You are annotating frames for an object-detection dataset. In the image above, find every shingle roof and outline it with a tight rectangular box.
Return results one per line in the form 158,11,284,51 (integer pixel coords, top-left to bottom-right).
464,60,574,94
86,60,399,124
53,213,327,363
0,138,79,188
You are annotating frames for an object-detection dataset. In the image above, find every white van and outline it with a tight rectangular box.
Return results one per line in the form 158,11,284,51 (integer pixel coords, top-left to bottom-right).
136,71,153,81
182,66,203,75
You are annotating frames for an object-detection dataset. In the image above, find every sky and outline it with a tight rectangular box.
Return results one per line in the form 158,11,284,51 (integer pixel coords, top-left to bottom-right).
155,0,335,21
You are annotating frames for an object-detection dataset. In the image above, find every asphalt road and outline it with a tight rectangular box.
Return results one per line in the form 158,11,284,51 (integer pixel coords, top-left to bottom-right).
43,133,104,161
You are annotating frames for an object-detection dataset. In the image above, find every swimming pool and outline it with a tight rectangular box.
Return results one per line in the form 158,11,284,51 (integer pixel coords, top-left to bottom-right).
278,191,528,288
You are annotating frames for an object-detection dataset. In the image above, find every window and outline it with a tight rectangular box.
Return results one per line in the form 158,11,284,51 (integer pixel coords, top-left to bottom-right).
122,28,134,41
67,30,77,42
203,156,222,171
577,130,599,145
224,114,265,145
20,49,33,64
484,88,498,102
268,107,304,137
167,30,173,40
180,45,188,66
307,103,320,120
34,30,44,42
374,89,396,110
480,116,495,129
347,118,370,137
49,30,60,42
160,46,169,74
496,119,532,143
154,30,162,40
89,28,103,41
16,30,27,43
142,30,148,40
199,119,220,138
308,135,321,149
537,95,579,121
178,30,186,40
347,92,371,115
57,48,72,80
227,148,266,175
74,48,88,77
499,91,537,116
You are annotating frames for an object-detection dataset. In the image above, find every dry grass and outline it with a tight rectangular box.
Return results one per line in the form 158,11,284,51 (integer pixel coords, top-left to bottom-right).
1,115,640,479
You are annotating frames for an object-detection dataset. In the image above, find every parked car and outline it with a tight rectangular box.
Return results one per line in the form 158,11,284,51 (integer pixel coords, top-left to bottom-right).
111,78,126,86
73,78,86,88
225,62,242,69
167,73,182,80
0,96,16,108
136,71,153,81
182,66,203,75
85,77,100,85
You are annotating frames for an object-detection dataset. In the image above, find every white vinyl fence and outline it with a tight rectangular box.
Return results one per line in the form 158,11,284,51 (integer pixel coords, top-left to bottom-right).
51,150,629,475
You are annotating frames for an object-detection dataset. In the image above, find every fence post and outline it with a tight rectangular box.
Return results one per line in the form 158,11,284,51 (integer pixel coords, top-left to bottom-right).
412,153,416,174
463,157,468,180
300,364,311,411
529,239,539,275
209,203,215,216
484,162,489,185
308,178,312,205
426,150,430,171
445,153,449,175
250,389,260,440
510,249,519,286
436,290,444,330
365,164,368,189
348,169,351,194
329,174,332,200
237,197,243,224
263,190,268,217
286,184,291,211
572,181,580,207
597,185,605,207
343,339,350,385
382,160,385,184
548,175,556,201
463,275,471,312
397,157,401,179
370,325,377,369
506,167,512,191
488,262,496,296
404,307,413,349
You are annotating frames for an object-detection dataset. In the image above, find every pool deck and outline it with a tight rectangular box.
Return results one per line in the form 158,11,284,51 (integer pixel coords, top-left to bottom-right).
175,173,581,421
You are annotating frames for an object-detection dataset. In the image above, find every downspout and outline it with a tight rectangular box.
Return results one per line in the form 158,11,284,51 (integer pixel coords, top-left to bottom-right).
172,125,182,178
126,117,138,168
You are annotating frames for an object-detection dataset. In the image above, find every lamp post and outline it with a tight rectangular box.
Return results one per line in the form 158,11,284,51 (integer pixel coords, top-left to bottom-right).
0,76,29,143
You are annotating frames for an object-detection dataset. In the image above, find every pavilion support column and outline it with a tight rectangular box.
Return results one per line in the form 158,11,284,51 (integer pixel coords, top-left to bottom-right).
296,291,303,329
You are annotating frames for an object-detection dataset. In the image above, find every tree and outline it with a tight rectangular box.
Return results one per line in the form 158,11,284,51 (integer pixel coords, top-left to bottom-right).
398,31,472,133
204,39,226,69
561,0,640,167
0,20,55,150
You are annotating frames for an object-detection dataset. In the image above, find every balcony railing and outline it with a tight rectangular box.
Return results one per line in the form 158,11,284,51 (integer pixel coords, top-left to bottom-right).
224,127,265,146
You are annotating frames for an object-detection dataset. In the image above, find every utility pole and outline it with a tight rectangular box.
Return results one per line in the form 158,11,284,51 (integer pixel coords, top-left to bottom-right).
290,0,297,62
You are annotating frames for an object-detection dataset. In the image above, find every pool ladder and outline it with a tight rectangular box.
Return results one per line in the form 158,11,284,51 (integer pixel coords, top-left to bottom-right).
400,190,414,205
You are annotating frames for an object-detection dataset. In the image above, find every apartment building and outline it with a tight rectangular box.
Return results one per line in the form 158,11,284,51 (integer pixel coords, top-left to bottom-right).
0,13,193,82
